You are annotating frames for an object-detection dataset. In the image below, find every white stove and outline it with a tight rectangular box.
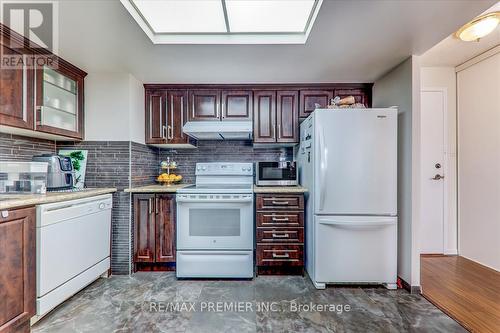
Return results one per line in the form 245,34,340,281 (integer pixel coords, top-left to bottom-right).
176,162,254,278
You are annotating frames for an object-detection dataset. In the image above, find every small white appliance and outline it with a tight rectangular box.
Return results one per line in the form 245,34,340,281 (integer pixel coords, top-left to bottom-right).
35,194,112,319
297,109,398,289
176,162,254,278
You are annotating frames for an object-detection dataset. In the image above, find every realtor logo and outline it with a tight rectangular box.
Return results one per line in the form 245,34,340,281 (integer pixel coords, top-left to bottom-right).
1,1,58,68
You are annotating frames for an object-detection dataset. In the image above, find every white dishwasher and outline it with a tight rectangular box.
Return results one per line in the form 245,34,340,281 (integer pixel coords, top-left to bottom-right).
35,194,112,319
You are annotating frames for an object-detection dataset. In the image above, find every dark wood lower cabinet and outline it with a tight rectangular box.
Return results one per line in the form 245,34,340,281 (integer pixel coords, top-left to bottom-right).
133,194,175,271
0,206,36,333
155,194,176,262
255,193,305,275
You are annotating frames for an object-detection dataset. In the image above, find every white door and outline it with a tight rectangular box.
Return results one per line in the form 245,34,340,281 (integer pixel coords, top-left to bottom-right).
420,90,446,254
314,215,397,283
313,109,398,215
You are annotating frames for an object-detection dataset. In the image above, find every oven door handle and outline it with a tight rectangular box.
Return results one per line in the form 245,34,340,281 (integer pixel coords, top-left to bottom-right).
176,197,253,203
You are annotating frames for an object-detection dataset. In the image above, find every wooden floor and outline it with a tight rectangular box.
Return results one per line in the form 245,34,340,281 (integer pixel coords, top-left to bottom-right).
421,255,500,333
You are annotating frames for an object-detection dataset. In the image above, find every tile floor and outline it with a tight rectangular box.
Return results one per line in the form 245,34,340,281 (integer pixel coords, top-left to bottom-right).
32,272,466,333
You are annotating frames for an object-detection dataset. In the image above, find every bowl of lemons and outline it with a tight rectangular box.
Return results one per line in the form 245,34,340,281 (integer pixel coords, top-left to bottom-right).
157,173,183,186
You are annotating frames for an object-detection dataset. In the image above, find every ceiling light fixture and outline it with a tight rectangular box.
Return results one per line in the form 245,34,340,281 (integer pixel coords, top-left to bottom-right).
455,12,500,42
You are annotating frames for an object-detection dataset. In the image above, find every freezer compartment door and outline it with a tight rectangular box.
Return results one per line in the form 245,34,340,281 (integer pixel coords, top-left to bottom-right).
314,215,397,284
314,109,397,215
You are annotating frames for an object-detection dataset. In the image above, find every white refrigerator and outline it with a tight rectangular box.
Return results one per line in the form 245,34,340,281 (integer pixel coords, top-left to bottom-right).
297,108,398,290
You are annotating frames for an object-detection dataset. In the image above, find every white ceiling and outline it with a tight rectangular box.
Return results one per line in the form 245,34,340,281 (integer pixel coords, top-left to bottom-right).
54,0,496,83
420,2,500,67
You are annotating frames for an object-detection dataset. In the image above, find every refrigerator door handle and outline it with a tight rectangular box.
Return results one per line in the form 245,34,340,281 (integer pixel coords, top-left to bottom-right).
319,219,395,227
319,124,327,212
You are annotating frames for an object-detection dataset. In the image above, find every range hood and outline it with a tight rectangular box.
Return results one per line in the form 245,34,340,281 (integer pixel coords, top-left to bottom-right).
182,121,253,140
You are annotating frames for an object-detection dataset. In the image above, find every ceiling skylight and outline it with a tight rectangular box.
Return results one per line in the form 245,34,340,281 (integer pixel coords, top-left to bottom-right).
120,0,323,44
133,0,226,33
225,0,315,33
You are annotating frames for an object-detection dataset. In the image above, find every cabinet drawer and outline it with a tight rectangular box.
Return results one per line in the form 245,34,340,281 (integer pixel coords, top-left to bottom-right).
257,228,304,243
257,245,303,266
256,194,304,210
256,212,303,227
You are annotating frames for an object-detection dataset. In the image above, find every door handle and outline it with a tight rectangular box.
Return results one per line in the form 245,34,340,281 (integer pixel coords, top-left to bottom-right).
272,217,290,221
272,253,290,258
431,174,445,180
155,197,159,214
168,125,173,139
148,198,153,214
272,233,290,238
271,201,289,205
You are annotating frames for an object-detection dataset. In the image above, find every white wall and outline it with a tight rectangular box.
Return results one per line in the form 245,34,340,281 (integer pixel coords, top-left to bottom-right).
457,51,500,271
129,75,145,144
373,56,421,287
420,67,458,254
84,72,144,143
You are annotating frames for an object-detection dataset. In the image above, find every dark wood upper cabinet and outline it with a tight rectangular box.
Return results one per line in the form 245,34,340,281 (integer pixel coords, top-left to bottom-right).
145,90,167,144
253,91,276,143
133,194,156,263
299,90,333,117
155,195,176,263
35,63,86,140
334,88,370,107
0,23,86,141
0,43,34,130
276,90,299,143
188,89,221,121
221,90,253,121
0,206,36,333
166,90,189,144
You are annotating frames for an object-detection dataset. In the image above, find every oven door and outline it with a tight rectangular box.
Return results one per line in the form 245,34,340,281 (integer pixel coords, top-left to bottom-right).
176,194,253,250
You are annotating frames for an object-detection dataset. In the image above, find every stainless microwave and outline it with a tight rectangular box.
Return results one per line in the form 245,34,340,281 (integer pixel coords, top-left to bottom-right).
256,161,298,186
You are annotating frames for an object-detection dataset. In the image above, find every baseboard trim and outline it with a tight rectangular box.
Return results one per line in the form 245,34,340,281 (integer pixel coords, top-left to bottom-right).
398,276,421,294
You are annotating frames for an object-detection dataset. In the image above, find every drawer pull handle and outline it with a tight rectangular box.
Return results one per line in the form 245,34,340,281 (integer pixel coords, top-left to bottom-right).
272,201,289,205
272,253,290,258
272,233,290,238
272,217,290,221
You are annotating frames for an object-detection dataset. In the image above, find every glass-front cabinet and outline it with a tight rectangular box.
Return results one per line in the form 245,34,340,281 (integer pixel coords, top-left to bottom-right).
35,64,85,139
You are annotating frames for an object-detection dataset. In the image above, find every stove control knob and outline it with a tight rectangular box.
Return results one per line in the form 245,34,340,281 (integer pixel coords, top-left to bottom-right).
202,167,206,171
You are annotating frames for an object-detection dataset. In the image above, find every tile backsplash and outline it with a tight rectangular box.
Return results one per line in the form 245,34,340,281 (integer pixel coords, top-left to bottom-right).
0,133,56,161
2,134,294,275
159,141,293,184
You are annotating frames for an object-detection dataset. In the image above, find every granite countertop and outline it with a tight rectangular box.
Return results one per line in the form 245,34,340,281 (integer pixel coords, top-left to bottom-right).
124,184,192,193
253,185,308,193
0,188,117,211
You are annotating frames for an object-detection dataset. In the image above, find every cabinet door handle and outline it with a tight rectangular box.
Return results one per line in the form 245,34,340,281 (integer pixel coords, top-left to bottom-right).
155,197,159,214
272,233,290,238
278,124,281,139
272,253,290,258
162,125,167,139
272,217,290,221
168,125,173,139
148,198,153,214
272,201,289,205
